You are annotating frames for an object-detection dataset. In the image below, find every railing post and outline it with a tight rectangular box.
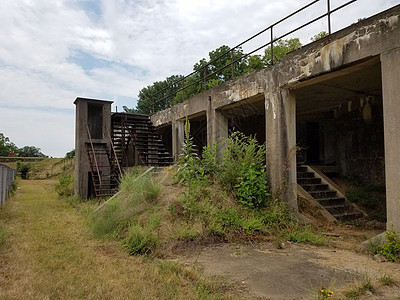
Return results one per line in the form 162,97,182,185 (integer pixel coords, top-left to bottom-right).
327,0,331,35
270,27,274,65
231,49,234,79
203,65,207,91
182,78,185,102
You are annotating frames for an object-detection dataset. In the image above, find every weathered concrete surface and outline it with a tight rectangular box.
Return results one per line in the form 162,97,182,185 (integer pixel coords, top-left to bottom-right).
182,242,400,299
381,47,400,232
74,97,113,199
151,6,400,227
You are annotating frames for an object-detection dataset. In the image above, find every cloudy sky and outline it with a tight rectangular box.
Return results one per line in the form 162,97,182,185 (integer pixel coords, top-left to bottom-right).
0,0,398,157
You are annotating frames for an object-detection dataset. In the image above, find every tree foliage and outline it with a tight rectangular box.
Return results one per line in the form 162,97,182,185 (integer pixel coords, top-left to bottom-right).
18,146,45,157
0,133,18,156
129,38,302,114
310,31,328,42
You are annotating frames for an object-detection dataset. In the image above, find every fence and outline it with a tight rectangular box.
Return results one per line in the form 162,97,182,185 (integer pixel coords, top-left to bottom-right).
150,0,357,113
0,164,17,209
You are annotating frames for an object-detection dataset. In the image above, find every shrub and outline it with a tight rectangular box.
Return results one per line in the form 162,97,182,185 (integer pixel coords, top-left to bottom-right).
16,162,31,179
379,224,400,262
55,174,74,197
235,163,269,208
219,132,265,190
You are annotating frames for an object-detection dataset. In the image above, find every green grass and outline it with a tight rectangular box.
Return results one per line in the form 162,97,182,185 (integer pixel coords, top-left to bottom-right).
0,178,232,299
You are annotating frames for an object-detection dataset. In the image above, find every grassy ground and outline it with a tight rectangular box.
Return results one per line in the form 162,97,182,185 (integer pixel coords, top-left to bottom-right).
0,179,231,299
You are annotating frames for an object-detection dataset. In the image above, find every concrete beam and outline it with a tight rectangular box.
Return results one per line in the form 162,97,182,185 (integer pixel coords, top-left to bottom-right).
381,47,400,232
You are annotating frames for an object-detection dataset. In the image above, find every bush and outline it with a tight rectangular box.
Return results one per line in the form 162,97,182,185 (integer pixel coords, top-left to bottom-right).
379,224,400,262
16,162,31,179
55,174,74,197
235,163,269,208
219,132,266,190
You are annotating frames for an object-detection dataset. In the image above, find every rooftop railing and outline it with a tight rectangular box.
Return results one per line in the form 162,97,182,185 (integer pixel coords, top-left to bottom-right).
150,0,357,114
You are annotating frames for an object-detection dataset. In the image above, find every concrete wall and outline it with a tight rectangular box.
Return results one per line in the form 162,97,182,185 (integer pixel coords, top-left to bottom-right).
0,164,17,209
74,98,113,199
150,6,400,225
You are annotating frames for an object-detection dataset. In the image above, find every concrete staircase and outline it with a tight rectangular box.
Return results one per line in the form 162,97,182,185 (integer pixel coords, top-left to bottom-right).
297,165,364,222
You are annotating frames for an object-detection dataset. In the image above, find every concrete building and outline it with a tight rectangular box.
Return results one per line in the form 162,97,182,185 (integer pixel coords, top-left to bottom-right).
150,5,400,231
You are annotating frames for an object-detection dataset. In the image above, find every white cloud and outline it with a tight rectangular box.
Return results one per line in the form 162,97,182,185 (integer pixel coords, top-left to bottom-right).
0,0,397,156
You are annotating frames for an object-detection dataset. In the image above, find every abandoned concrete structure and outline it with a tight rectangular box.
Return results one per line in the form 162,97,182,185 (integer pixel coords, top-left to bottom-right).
75,5,400,231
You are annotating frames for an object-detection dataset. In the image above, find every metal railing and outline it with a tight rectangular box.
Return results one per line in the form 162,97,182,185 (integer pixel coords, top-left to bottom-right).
149,0,357,113
0,164,17,209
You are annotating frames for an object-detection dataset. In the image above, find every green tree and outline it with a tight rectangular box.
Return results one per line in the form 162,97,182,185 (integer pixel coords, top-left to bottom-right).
122,106,137,114
263,38,302,65
136,74,183,114
0,133,18,156
18,146,45,157
311,31,328,42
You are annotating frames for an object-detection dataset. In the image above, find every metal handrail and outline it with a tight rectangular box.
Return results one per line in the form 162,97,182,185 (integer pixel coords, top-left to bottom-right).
86,124,102,189
149,0,357,113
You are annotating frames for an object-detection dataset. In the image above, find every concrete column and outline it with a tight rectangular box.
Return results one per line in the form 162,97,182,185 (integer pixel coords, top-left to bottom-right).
265,79,298,214
172,120,185,161
207,105,228,157
381,48,400,232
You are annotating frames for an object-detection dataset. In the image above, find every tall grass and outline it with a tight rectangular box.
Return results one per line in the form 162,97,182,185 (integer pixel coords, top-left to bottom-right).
89,171,160,240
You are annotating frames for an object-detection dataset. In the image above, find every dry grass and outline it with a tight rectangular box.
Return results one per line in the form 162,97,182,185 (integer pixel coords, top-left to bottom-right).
0,179,233,299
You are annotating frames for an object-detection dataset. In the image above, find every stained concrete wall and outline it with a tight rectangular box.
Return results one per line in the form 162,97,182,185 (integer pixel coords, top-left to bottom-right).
151,6,400,224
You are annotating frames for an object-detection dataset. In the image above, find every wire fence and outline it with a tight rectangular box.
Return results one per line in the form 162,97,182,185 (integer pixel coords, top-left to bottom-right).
0,164,17,209
150,0,357,113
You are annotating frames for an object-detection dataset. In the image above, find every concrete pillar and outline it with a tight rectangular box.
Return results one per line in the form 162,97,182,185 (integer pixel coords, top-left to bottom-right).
265,79,298,213
207,103,228,156
381,48,400,232
172,120,185,161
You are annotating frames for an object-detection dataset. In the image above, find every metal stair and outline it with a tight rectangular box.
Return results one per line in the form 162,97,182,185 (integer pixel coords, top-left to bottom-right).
85,125,121,198
111,113,173,167
297,165,364,222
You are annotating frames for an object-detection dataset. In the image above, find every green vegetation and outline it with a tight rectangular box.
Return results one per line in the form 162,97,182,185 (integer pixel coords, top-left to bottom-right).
343,274,374,299
378,224,400,262
16,161,31,179
379,274,394,286
0,133,46,157
66,128,324,259
55,174,74,197
0,178,230,299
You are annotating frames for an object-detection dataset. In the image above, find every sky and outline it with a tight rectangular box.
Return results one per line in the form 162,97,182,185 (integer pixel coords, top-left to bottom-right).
0,0,398,157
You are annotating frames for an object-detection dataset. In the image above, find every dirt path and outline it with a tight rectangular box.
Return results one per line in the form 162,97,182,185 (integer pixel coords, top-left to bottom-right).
0,179,203,299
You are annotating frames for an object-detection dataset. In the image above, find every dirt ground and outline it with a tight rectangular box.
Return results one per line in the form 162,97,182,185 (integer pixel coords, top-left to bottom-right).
178,228,400,299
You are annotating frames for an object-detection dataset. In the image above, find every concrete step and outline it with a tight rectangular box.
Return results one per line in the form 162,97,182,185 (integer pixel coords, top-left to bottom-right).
297,172,315,179
298,178,322,185
317,197,346,206
301,184,329,192
309,190,337,199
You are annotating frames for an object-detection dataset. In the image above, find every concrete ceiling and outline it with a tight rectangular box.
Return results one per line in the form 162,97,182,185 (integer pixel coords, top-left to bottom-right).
294,56,382,117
